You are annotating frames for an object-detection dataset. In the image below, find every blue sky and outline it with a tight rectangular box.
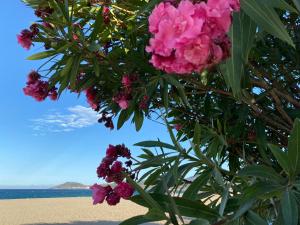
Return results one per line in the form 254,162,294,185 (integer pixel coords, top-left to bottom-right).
0,1,170,187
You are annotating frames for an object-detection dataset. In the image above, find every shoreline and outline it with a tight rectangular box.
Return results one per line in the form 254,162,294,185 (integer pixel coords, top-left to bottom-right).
0,197,161,225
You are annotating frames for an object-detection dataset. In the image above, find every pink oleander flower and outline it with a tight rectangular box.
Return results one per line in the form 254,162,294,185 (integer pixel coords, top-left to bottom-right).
48,88,58,101
23,71,58,102
174,124,183,131
73,34,80,41
111,161,123,173
116,144,131,159
90,184,111,205
121,75,132,88
106,192,120,206
146,0,239,74
86,87,99,110
113,92,131,110
114,182,134,199
17,29,33,50
106,145,118,158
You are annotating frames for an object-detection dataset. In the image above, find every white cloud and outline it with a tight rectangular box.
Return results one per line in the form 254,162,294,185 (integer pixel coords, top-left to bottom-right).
30,105,99,135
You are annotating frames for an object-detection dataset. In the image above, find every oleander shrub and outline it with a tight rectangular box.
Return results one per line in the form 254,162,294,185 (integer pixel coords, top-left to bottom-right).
19,0,300,224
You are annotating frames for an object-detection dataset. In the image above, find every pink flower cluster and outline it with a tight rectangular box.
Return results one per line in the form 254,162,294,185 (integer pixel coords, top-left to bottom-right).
86,87,100,110
146,0,240,74
97,144,131,183
17,24,39,50
23,71,58,101
90,181,134,206
113,75,137,109
91,144,134,206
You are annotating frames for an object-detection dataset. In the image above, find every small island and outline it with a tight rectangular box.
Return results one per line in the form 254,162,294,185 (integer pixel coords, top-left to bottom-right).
51,182,89,190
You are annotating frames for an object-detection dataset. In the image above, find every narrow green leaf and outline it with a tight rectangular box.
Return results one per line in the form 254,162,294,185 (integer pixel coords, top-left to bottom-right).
281,190,298,225
223,11,256,96
69,55,81,90
27,51,57,60
189,219,210,225
268,144,290,175
119,211,164,225
287,119,300,176
219,188,229,216
134,110,144,132
164,76,190,107
52,0,69,22
233,199,255,220
183,170,211,200
126,176,165,213
117,109,131,130
60,57,74,77
262,0,297,13
131,194,219,220
193,122,201,146
93,58,100,77
134,141,177,150
90,7,104,41
292,0,300,12
245,211,268,225
238,165,284,183
241,0,295,47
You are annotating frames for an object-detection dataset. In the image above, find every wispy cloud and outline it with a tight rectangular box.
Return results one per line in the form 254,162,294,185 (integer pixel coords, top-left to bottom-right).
31,105,99,135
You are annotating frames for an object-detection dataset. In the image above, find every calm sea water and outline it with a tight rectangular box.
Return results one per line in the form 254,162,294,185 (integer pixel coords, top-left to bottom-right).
0,189,92,200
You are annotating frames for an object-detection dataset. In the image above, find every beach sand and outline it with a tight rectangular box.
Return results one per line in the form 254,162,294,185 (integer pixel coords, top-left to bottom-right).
0,197,162,225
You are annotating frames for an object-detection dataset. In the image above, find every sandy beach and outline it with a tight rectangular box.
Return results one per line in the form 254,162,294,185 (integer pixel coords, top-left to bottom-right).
0,197,162,225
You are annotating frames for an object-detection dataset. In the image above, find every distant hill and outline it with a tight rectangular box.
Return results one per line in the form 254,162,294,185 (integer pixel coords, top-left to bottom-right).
51,182,89,189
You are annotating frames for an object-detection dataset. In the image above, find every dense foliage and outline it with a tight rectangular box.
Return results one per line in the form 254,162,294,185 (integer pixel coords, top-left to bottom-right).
19,0,300,224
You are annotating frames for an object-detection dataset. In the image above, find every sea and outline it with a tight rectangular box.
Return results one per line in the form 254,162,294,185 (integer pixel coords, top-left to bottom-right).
0,189,92,200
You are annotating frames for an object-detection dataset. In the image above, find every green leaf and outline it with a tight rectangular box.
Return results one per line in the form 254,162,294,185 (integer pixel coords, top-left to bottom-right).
262,0,297,13
219,188,229,216
117,109,132,130
189,219,210,225
233,199,255,220
162,81,169,109
245,211,268,225
93,58,100,77
183,170,211,200
28,43,72,60
193,122,201,146
268,144,290,175
69,55,81,90
134,141,177,150
223,11,256,96
126,176,165,214
131,194,219,221
60,56,74,77
241,0,295,47
52,0,69,22
134,110,144,132
90,7,104,41
292,0,300,12
281,190,298,225
119,210,165,225
238,165,284,183
287,119,300,177
164,75,190,108
27,51,58,60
